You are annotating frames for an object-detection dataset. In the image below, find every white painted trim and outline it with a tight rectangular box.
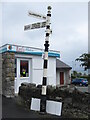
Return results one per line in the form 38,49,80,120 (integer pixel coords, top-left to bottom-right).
42,86,46,95
45,36,49,41
44,52,48,60
15,54,33,59
43,69,47,77
14,57,31,93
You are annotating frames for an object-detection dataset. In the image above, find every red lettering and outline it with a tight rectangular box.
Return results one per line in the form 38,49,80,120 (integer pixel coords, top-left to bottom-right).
16,47,25,52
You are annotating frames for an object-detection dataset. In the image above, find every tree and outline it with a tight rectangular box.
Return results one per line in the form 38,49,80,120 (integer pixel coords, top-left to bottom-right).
73,71,78,77
76,53,90,71
71,70,78,78
77,72,82,77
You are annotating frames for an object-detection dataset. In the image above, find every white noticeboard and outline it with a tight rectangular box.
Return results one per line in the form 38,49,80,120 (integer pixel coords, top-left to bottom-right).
31,98,40,111
30,98,62,116
46,100,62,116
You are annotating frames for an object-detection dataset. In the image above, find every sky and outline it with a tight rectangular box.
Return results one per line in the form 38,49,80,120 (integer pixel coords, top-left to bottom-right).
0,1,88,73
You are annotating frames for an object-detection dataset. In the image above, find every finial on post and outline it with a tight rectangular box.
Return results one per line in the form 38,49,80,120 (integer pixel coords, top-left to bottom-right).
47,6,52,10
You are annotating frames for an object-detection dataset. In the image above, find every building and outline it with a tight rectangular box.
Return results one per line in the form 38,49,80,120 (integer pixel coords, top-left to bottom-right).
0,44,71,97
56,59,72,86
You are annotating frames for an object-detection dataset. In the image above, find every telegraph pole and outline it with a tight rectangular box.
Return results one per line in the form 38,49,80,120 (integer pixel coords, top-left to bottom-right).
40,6,52,113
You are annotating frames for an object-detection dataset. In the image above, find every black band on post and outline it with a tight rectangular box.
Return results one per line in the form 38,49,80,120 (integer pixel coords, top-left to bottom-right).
46,25,50,29
44,60,48,68
46,33,49,37
47,14,51,17
43,77,47,85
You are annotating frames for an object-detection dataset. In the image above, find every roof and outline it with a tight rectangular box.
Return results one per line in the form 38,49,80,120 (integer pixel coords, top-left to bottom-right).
0,44,60,58
56,59,72,69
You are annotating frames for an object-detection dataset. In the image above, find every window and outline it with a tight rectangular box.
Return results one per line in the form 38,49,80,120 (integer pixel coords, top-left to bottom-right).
20,60,29,77
15,59,17,77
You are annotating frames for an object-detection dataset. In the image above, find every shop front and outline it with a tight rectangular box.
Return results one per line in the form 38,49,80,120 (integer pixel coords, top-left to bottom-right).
0,44,60,97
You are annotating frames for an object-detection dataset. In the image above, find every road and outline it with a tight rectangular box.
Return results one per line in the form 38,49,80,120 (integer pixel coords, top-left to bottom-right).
1,95,61,119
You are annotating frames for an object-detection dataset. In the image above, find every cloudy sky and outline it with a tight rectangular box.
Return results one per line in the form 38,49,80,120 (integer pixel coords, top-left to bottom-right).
1,1,88,73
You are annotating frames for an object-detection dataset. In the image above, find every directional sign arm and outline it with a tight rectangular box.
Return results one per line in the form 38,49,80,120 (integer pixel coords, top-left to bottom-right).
24,21,46,31
28,11,46,20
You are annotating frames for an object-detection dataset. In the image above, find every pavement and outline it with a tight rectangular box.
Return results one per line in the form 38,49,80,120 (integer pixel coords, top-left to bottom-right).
76,86,88,93
68,84,89,93
1,95,61,119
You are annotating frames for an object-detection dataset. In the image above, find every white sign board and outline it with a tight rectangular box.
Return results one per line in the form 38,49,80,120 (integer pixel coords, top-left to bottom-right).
24,21,46,31
28,11,46,20
30,98,62,116
46,100,62,116
31,98,40,111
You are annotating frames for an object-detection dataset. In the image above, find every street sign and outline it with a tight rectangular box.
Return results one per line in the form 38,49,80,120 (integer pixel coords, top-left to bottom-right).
24,21,46,31
28,11,46,20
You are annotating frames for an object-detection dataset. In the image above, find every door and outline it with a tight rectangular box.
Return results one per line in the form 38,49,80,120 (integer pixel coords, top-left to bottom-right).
15,58,31,93
60,72,64,85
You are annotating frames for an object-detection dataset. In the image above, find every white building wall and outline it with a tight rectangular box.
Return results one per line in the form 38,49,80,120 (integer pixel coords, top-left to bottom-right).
47,57,56,86
65,70,71,85
32,56,56,86
32,56,43,85
15,53,71,88
64,71,69,85
15,54,56,86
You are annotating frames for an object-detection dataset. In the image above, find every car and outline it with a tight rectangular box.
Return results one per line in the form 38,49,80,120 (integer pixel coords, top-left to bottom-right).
71,78,88,86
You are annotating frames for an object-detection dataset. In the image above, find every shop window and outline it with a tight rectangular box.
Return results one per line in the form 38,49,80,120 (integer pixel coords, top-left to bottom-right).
20,60,29,77
15,59,17,77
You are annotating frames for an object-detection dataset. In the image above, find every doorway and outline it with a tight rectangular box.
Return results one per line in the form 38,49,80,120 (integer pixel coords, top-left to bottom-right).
15,58,31,93
60,72,64,85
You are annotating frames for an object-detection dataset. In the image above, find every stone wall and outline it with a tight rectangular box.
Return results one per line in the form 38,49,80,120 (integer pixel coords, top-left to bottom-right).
2,52,15,97
19,83,90,118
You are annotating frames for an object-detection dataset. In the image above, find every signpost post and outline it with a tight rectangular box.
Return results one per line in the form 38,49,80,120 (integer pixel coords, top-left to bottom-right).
24,6,52,113
40,6,51,113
